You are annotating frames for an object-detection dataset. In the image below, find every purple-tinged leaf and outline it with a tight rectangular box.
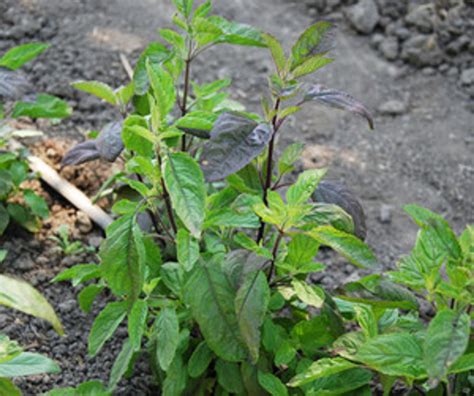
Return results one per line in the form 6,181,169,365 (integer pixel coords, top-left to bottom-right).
200,112,272,182
290,21,335,70
0,67,33,100
62,121,124,166
303,84,374,129
62,140,100,166
95,121,124,162
312,180,366,240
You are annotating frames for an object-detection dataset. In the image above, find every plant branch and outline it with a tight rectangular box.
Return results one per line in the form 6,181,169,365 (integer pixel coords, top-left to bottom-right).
256,98,281,243
157,153,178,234
267,231,283,282
180,43,193,151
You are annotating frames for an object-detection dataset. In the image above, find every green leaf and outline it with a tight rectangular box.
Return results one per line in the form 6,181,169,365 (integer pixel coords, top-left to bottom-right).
404,204,462,262
304,203,355,235
307,226,379,269
155,307,180,371
184,257,247,362
52,263,101,287
172,0,193,17
162,353,187,396
354,333,426,379
448,353,474,374
188,341,213,378
146,62,176,120
177,228,199,272
257,371,288,396
207,16,266,47
292,56,333,79
100,215,146,301
285,234,320,269
71,80,117,105
291,279,325,308
262,33,286,75
7,203,39,232
88,301,127,357
0,249,7,263
78,284,103,313
274,340,296,367
278,143,304,176
23,189,49,219
235,271,270,364
290,21,333,70
424,309,470,380
0,203,10,235
0,275,63,334
133,43,171,95
108,339,134,391
163,152,206,238
343,275,419,310
128,300,148,351
13,94,71,119
0,378,21,396
286,169,326,205
354,305,378,339
306,368,372,396
291,315,336,355
215,359,245,394
0,43,49,70
0,352,59,377
288,357,358,387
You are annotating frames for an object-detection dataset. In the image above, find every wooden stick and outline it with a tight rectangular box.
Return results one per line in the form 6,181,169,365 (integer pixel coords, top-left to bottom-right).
119,53,134,81
9,139,113,230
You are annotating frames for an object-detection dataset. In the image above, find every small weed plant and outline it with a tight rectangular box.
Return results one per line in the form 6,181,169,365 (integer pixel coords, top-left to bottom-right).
55,1,473,395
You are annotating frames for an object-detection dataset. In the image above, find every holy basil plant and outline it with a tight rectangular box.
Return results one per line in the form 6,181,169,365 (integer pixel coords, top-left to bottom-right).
0,43,71,235
55,1,472,394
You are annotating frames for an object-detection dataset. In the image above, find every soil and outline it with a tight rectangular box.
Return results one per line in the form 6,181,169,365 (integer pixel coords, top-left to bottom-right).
0,0,473,394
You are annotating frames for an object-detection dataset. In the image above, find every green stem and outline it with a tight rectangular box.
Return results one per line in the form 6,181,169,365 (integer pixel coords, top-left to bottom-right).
267,232,283,282
180,44,193,151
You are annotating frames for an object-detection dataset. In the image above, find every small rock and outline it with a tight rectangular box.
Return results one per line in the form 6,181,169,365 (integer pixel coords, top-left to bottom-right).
59,299,76,313
447,67,458,77
401,34,443,66
15,254,35,271
379,36,399,60
88,235,103,249
446,35,470,55
460,68,474,86
327,0,341,9
394,27,411,40
344,0,380,34
375,0,408,19
378,100,407,116
422,67,436,76
75,211,93,234
379,204,393,223
0,314,9,328
405,4,435,33
370,33,385,48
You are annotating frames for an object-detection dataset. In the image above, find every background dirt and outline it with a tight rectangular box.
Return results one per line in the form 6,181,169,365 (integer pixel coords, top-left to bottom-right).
0,0,473,394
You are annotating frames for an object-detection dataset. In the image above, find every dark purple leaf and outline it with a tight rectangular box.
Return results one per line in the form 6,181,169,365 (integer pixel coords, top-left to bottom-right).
200,112,272,182
312,180,367,240
62,140,100,166
62,121,124,166
303,84,374,129
95,121,124,162
0,67,33,100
